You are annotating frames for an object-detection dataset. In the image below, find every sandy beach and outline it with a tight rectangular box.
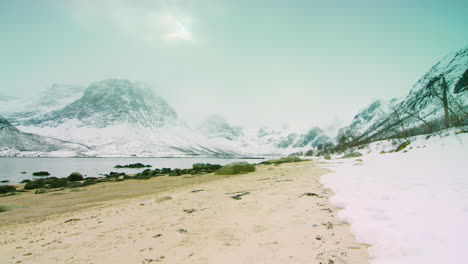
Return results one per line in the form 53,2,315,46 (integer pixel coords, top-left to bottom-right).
0,160,369,264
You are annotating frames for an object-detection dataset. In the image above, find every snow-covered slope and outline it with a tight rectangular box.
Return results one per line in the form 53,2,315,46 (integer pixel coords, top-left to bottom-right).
0,115,89,157
198,115,243,140
4,84,85,124
321,131,468,264
339,45,468,145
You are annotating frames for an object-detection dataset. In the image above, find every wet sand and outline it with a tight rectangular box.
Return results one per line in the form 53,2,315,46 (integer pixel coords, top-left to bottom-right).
0,160,370,264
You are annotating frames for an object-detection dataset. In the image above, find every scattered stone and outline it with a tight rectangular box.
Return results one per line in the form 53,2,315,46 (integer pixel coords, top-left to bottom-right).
32,171,50,176
303,192,319,197
191,189,204,193
316,236,322,240
20,179,31,184
395,141,411,152
231,192,250,200
67,172,84,182
0,185,16,194
35,189,48,194
156,196,172,203
64,218,80,223
183,209,197,214
114,163,151,168
177,228,188,233
215,162,255,175
153,234,162,238
322,222,334,229
20,171,26,174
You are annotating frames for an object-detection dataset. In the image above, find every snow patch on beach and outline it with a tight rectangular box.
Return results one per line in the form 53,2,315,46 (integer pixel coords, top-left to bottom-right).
321,132,468,264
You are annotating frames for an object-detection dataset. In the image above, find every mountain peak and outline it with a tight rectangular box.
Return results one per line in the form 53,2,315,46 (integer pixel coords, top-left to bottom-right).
21,79,186,128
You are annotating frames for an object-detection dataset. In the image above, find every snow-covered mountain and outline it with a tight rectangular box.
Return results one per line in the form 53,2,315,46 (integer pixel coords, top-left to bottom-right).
18,79,185,128
198,115,243,140
4,84,85,124
339,45,468,145
9,79,254,157
198,116,334,155
0,114,89,156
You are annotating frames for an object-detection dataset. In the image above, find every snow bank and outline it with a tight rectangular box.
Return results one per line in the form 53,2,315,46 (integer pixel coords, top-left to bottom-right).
321,132,468,264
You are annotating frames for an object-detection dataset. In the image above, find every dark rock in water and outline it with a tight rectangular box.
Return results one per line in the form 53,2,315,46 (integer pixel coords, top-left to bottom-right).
1,180,10,183
67,172,84,182
0,185,16,193
215,162,256,175
32,171,50,176
106,172,126,178
21,171,27,174
341,152,363,159
20,179,32,184
114,163,151,168
48,178,69,189
24,180,46,190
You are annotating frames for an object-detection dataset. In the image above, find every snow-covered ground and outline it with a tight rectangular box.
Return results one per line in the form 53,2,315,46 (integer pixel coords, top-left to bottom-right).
321,131,468,264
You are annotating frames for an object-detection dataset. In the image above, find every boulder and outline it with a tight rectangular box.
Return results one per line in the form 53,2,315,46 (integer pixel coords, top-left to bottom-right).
32,171,50,176
67,172,84,182
114,163,151,168
215,162,256,175
341,152,363,159
0,185,16,194
48,178,69,188
24,180,46,190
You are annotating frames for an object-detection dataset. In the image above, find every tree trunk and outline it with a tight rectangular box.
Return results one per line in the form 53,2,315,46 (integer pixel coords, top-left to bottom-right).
441,77,450,128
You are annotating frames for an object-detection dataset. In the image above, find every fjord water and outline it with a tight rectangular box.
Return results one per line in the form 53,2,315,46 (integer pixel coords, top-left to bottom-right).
0,157,264,184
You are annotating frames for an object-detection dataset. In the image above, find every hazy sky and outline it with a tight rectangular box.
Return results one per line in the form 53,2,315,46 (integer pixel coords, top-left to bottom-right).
0,0,467,128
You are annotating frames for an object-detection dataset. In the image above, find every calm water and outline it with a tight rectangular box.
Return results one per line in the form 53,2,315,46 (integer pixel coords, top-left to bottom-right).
0,157,265,184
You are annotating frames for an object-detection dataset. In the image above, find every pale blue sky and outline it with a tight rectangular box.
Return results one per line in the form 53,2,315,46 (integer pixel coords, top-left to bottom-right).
0,0,467,127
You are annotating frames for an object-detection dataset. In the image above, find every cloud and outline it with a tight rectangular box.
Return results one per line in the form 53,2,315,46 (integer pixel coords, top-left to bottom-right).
68,0,196,44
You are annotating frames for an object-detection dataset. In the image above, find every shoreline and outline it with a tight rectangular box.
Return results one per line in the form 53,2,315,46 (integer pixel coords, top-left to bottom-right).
0,161,370,264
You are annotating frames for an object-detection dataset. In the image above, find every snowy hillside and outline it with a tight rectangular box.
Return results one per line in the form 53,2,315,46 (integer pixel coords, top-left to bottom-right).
321,130,468,264
198,115,243,140
339,45,468,145
4,84,85,124
0,114,89,157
